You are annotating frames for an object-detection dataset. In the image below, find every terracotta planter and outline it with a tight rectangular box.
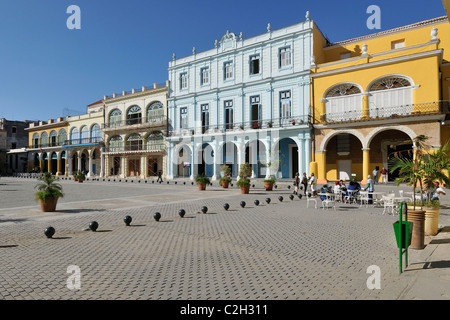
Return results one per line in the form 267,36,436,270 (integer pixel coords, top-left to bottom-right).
403,209,426,250
78,179,84,183
240,185,250,194
264,182,274,191
40,197,59,212
198,182,206,191
221,180,230,188
423,206,439,236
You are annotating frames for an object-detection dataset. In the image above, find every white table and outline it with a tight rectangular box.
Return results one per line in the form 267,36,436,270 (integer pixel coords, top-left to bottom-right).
318,193,336,210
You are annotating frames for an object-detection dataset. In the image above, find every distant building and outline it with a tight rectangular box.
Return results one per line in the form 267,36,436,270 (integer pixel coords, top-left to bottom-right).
0,118,34,174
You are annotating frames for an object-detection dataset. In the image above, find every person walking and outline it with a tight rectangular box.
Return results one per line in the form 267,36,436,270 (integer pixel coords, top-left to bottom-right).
309,173,317,197
293,172,300,195
156,171,163,183
372,168,378,184
381,167,388,184
301,173,308,196
365,175,374,204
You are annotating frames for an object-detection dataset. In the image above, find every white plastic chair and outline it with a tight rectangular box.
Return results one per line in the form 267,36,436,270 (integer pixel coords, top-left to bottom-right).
360,191,370,207
321,194,336,211
382,194,395,215
307,195,317,209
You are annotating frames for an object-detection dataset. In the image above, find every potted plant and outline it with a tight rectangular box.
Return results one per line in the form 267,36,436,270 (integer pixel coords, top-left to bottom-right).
263,177,276,191
195,173,210,191
219,165,232,188
35,172,64,212
237,162,252,194
417,141,450,235
75,171,85,183
266,121,273,128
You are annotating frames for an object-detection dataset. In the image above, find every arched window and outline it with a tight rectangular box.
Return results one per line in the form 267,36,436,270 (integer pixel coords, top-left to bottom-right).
58,129,67,146
40,131,49,147
80,126,89,144
369,76,411,91
147,131,165,151
32,133,39,148
49,130,58,147
326,84,361,97
127,105,142,125
91,124,101,143
324,83,363,122
147,102,164,122
109,135,123,152
109,109,122,127
126,133,143,151
70,128,79,144
368,76,413,118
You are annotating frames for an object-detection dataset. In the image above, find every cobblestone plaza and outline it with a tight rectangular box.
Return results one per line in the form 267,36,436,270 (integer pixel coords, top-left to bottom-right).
1,177,442,301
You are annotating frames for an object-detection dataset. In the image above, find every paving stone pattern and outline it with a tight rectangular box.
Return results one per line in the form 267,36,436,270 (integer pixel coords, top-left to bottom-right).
0,178,423,300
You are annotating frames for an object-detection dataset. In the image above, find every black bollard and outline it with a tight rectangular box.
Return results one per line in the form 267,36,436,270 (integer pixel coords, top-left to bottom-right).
240,201,246,208
223,203,230,211
124,216,132,226
178,209,186,218
153,212,161,222
201,206,208,214
44,226,55,239
89,221,99,232
254,199,260,206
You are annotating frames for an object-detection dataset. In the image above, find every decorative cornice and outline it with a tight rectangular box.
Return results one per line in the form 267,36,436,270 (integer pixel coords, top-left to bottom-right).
311,49,443,78
325,16,448,49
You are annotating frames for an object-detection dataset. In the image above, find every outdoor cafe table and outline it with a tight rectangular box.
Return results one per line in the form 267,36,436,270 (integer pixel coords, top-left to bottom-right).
370,192,387,207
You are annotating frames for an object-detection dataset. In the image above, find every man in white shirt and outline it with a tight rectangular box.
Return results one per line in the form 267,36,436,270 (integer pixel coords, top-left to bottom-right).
431,181,446,201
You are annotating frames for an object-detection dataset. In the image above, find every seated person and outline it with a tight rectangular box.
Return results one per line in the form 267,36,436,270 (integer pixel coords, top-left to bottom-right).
431,181,446,201
346,181,357,196
352,178,361,192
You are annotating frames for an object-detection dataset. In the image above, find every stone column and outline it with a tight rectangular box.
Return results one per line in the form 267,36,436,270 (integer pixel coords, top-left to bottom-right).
362,93,370,120
56,152,61,176
361,148,370,184
316,150,327,184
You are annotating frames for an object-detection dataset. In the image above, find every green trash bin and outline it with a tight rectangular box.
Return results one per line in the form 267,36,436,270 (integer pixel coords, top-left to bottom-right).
393,220,413,249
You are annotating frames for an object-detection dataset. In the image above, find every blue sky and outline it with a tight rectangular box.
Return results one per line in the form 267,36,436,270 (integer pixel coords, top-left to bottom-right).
0,0,446,121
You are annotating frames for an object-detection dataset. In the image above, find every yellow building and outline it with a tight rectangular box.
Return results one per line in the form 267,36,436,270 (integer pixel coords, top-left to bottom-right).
310,16,450,184
25,118,69,175
102,82,169,179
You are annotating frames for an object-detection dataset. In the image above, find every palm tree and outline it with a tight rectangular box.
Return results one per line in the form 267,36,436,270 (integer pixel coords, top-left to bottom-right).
35,172,64,204
389,135,429,208
419,141,450,203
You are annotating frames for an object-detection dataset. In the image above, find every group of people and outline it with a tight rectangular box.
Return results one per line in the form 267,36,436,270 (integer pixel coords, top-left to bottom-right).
293,172,317,196
372,167,388,184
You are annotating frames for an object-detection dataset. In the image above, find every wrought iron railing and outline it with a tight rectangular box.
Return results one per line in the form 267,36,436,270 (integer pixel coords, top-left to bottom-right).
319,101,449,124
168,115,311,137
63,137,102,146
103,116,167,129
104,143,166,153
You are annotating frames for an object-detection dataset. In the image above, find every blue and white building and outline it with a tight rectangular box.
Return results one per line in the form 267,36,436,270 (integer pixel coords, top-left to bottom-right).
166,14,314,181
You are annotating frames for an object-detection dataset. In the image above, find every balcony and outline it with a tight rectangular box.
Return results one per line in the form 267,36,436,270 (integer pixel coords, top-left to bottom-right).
319,101,450,124
168,115,311,137
103,116,167,132
104,143,166,154
63,137,103,147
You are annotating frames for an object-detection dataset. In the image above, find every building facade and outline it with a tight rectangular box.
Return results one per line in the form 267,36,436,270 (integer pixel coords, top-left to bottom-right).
102,82,169,179
65,105,104,177
0,118,33,174
167,14,318,181
25,118,70,175
310,16,450,184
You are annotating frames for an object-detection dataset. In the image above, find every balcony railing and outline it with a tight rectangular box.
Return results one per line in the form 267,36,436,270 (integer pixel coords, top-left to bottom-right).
63,137,102,146
168,115,311,137
104,143,166,153
319,101,450,124
103,116,167,130
29,138,103,149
